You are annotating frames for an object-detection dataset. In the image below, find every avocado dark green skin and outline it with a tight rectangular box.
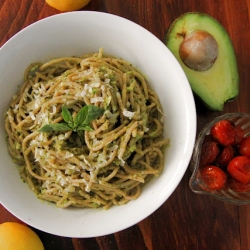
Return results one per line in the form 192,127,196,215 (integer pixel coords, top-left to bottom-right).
164,12,239,111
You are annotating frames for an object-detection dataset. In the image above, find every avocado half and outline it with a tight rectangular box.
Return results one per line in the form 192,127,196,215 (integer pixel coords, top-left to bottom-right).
165,12,239,111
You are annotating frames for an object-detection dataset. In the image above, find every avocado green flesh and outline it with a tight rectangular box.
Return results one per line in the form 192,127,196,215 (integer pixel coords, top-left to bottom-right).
165,12,239,111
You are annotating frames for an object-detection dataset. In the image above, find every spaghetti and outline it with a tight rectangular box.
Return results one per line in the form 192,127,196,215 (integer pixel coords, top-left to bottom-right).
5,48,169,209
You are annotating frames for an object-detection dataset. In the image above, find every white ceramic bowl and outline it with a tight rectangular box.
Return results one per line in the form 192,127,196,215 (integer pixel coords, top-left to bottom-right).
0,11,196,237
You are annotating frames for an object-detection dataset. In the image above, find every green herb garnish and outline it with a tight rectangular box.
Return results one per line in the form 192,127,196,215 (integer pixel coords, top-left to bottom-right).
38,105,104,138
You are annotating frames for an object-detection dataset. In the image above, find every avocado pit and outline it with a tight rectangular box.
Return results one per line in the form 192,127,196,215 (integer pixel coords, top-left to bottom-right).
179,30,218,71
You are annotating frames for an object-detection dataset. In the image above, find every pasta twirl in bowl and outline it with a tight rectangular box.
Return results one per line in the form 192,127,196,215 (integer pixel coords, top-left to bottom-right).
6,48,169,210
0,12,196,237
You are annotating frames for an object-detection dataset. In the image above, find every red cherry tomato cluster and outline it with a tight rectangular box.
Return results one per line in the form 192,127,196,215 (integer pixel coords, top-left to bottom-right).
199,119,250,192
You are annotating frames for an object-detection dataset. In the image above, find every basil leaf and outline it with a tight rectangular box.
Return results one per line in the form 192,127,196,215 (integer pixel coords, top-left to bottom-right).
74,105,88,127
75,105,104,126
38,105,104,136
77,125,93,131
87,105,104,123
62,106,73,127
38,123,71,132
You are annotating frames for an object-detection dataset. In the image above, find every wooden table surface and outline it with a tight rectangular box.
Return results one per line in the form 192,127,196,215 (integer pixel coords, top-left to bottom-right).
1,0,250,249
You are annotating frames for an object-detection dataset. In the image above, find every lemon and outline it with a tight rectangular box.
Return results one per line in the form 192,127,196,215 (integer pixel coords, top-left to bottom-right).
45,0,91,12
0,222,44,250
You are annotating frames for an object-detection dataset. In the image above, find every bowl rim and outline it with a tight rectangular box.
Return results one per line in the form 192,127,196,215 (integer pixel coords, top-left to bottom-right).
0,11,197,237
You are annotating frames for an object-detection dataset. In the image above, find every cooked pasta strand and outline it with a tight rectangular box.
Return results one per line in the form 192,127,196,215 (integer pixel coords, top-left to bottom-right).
5,48,169,209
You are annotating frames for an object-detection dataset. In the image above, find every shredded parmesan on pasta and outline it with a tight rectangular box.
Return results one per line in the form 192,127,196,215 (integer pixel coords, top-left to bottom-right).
5,48,169,210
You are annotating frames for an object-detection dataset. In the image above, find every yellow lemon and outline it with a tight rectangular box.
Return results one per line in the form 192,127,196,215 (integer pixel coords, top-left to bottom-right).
0,222,44,250
45,0,91,12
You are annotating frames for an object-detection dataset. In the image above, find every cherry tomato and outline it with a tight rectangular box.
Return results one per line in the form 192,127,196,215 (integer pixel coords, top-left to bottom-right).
233,126,244,145
200,166,227,190
227,156,250,184
239,136,250,157
210,119,236,146
200,140,219,167
229,178,250,192
214,145,234,166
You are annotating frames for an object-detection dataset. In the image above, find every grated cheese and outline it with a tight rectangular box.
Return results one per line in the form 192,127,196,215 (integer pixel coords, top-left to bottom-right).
122,109,135,119
90,97,104,103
